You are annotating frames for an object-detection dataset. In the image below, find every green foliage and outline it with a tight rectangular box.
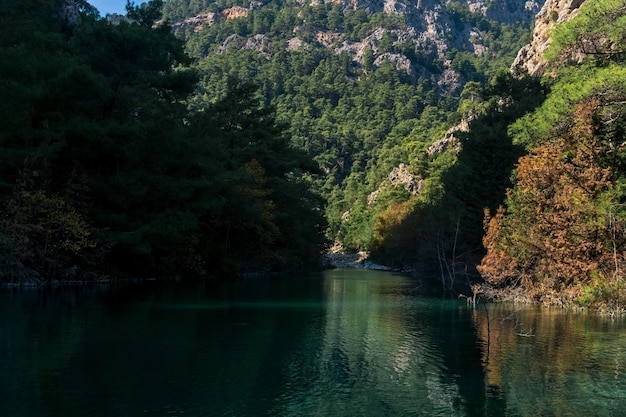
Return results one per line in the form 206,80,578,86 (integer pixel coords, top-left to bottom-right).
369,74,545,270
160,0,535,264
0,0,542,281
126,0,165,26
189,83,327,273
545,0,626,64
0,0,325,282
510,64,626,148
0,174,96,284
481,98,626,308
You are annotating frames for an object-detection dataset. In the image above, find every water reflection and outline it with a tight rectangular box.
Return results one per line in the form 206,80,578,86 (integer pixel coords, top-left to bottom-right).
2,272,626,417
472,304,626,416
273,269,470,416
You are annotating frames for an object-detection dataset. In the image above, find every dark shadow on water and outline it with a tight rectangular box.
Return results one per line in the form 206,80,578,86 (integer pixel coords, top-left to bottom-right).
2,269,626,417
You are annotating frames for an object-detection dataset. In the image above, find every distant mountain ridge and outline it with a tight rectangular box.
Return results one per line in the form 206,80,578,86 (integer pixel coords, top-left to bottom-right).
164,0,544,94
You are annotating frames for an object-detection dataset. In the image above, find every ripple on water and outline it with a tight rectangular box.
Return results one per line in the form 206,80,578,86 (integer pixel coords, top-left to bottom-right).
4,272,626,417
475,305,626,416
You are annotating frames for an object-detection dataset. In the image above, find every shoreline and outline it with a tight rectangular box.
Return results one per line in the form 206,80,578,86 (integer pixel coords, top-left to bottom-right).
322,252,395,271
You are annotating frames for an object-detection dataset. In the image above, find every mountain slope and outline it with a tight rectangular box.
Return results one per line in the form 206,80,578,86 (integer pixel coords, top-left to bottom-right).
480,0,626,311
162,0,543,265
165,0,541,93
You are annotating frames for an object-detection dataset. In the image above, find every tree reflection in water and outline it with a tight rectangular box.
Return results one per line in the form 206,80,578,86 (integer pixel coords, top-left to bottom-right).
472,304,626,416
274,269,469,417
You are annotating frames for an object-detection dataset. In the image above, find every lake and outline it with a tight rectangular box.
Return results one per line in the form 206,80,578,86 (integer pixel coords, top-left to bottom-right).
1,268,625,417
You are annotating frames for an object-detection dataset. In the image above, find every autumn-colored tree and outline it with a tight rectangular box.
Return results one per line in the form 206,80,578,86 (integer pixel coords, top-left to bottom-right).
479,99,626,307
477,206,519,286
0,167,95,285
370,198,416,266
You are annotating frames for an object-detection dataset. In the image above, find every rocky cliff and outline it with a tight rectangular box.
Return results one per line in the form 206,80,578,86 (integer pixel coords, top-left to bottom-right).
511,0,586,76
168,0,544,94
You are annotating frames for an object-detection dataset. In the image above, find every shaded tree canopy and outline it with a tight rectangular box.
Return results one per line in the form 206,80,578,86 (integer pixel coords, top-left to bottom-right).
0,0,325,283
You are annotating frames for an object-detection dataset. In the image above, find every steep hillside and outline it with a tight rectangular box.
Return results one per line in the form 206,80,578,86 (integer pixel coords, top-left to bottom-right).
480,0,626,311
512,0,585,75
165,0,541,93
161,0,543,269
8,0,622,297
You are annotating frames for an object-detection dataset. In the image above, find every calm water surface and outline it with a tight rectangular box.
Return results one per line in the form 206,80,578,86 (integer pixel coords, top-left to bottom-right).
1,268,626,417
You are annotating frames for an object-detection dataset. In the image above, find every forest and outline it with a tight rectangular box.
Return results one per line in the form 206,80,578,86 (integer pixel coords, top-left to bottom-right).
1,0,625,311
0,0,326,282
160,0,537,272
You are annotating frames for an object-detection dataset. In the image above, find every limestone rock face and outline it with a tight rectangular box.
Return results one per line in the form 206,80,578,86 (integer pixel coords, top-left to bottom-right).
511,0,586,76
373,53,415,76
217,34,272,57
388,163,423,195
172,13,218,32
171,6,250,32
168,0,544,94
222,6,249,20
368,163,423,205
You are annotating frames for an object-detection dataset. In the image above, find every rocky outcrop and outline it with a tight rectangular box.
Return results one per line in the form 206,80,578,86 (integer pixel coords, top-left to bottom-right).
511,0,586,76
171,6,249,32
172,13,219,32
375,52,417,76
218,33,272,57
367,163,423,204
170,0,544,93
316,31,342,47
59,0,81,25
222,6,249,20
335,27,387,62
217,34,245,54
427,135,460,156
427,117,471,156
323,251,394,270
388,163,423,194
245,34,272,58
287,37,307,51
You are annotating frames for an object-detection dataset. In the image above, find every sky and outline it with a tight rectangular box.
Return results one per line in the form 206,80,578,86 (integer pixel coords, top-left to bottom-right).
89,0,130,16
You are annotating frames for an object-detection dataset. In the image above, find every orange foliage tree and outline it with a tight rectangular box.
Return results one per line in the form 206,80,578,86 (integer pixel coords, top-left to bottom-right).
479,99,626,306
370,198,416,266
0,173,95,285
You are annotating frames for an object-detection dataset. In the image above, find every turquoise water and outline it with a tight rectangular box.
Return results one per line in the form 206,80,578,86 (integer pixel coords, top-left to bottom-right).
1,268,625,416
